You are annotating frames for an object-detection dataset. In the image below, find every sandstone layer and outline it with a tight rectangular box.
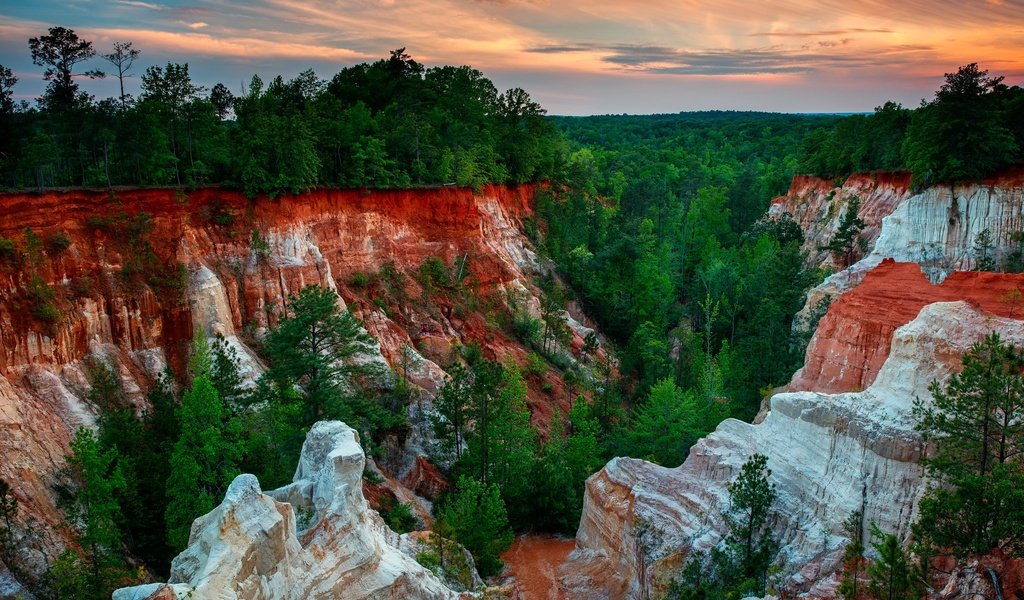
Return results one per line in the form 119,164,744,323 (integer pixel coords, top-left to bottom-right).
114,421,475,600
770,168,1024,331
0,185,597,573
563,299,1024,599
789,260,1024,394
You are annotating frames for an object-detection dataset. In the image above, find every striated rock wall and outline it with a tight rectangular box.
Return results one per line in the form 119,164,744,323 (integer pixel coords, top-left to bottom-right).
769,171,912,271
0,184,595,573
789,260,1024,394
772,168,1024,331
114,421,476,600
563,300,1024,599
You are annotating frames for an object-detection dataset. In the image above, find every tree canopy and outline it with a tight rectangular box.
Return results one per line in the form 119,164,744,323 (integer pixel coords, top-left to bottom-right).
1,29,563,194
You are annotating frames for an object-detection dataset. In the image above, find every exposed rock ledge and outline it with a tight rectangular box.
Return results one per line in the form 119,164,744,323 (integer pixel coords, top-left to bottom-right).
115,421,475,600
561,301,1024,599
785,170,1024,331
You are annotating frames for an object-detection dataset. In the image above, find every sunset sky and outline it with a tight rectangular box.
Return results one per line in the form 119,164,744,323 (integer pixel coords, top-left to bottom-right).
2,0,1023,115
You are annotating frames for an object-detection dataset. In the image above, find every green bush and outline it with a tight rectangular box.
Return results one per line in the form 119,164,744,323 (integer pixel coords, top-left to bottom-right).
44,232,72,255
524,352,547,376
351,272,370,288
379,499,419,533
362,467,384,485
0,236,19,267
26,275,61,325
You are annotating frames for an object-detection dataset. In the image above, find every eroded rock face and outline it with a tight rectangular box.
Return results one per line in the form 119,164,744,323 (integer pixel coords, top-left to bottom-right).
769,172,912,271
114,421,474,600
0,185,600,575
775,168,1024,331
789,260,1024,394
563,301,1024,599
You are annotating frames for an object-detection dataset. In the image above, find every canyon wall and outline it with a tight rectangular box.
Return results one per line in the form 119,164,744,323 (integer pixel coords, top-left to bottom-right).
771,169,1024,331
564,294,1024,599
0,184,594,576
565,171,1024,599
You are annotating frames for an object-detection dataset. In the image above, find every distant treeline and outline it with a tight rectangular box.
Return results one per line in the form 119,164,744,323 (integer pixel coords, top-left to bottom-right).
0,28,562,196
798,64,1024,185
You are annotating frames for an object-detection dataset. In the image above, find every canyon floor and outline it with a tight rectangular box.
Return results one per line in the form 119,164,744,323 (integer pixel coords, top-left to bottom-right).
503,535,575,600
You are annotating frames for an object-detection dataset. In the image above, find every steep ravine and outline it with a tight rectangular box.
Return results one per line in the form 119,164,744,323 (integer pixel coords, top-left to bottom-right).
0,184,600,583
564,172,1024,599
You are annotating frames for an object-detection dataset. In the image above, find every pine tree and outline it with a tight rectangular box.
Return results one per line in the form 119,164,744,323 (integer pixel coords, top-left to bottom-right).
165,375,240,550
838,510,866,600
51,428,131,600
439,475,513,578
913,332,1024,557
822,198,866,267
973,228,996,272
264,284,376,427
718,453,778,596
627,377,727,467
210,333,245,409
462,363,536,525
866,523,916,600
431,362,472,466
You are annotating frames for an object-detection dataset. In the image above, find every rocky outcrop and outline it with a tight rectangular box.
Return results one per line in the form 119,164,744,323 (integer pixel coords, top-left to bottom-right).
772,168,1024,331
563,299,1024,599
114,421,475,600
558,172,1024,599
789,260,1024,394
769,172,912,271
0,184,600,575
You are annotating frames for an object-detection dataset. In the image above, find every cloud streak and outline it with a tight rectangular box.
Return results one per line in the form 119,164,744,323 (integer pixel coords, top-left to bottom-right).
527,41,936,75
1,0,1023,113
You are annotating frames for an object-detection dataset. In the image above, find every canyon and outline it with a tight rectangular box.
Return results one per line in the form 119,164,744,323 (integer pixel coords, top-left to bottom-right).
562,169,1024,599
4,168,1024,599
0,183,599,591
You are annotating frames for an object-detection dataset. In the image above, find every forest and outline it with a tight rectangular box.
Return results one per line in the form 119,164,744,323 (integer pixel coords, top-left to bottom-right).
1,25,1023,600
0,29,562,195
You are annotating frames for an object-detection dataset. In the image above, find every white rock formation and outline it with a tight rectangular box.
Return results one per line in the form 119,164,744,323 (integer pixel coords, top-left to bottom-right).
796,178,1024,329
114,421,474,600
563,301,1024,599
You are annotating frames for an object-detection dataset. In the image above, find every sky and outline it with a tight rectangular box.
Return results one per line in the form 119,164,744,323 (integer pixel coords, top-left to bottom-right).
2,0,1023,115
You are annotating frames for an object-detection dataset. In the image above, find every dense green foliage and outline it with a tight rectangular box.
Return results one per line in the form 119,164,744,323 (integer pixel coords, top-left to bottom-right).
626,378,727,466
0,31,562,195
865,524,918,600
437,476,513,578
913,332,1024,558
800,64,1024,185
263,285,378,427
165,368,240,550
12,25,1010,593
49,428,133,600
542,112,825,466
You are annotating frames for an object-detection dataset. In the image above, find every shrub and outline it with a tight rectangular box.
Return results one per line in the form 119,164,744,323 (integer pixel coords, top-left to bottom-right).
524,352,547,377
70,276,95,299
44,232,72,256
362,467,384,485
27,275,61,325
250,229,272,264
351,272,370,288
379,500,419,534
0,236,19,267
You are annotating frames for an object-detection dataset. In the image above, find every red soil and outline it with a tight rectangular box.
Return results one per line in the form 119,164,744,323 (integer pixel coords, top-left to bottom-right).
502,535,575,600
791,259,1024,393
